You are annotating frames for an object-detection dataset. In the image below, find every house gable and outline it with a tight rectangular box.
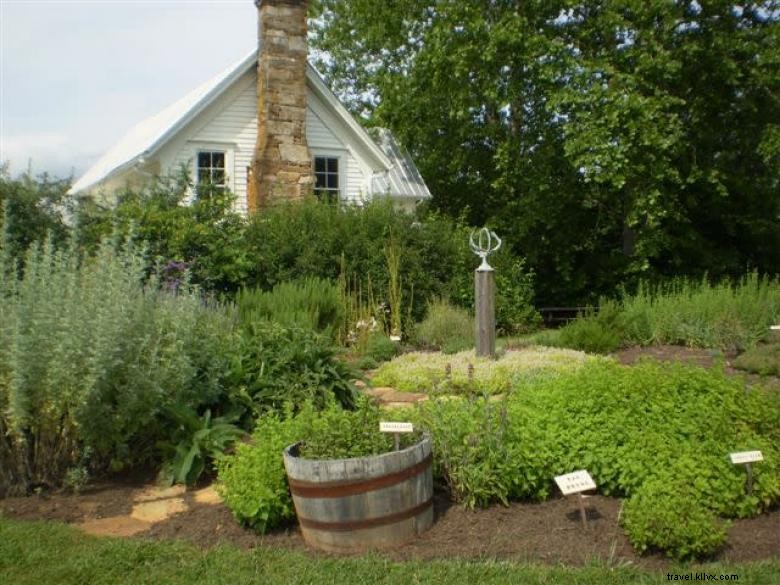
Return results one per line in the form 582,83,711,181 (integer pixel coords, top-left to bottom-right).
69,54,430,210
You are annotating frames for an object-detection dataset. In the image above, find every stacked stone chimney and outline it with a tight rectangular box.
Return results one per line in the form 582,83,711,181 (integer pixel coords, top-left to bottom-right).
248,0,314,212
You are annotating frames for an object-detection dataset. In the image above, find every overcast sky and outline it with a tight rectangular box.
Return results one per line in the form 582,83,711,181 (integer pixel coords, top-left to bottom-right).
1,0,259,180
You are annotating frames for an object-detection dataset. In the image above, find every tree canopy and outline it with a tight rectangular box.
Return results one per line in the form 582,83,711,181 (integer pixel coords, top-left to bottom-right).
310,1,780,303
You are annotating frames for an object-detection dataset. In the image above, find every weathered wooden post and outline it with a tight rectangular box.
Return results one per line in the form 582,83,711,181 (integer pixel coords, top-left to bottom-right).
470,228,501,358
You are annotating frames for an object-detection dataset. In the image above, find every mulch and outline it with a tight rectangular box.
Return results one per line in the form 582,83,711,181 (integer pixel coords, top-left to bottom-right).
2,345,779,567
3,484,779,569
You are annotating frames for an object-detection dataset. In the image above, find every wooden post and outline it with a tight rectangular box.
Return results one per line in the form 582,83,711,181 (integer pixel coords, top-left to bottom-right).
475,268,496,357
578,494,588,530
746,463,753,496
394,433,400,452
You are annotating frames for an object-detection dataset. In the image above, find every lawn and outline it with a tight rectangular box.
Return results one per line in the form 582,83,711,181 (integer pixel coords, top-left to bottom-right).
2,518,779,585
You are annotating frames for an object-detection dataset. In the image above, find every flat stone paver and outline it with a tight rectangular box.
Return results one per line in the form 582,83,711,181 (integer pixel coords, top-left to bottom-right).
79,516,151,537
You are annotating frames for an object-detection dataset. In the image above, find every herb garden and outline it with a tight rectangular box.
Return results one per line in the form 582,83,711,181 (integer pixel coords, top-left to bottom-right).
1,178,779,582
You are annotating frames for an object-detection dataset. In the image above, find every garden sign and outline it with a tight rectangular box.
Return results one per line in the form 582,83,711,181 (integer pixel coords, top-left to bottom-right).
729,450,763,495
380,421,414,451
554,470,597,529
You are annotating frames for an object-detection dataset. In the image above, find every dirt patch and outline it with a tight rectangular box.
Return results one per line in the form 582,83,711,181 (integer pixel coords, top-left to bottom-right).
3,484,779,568
612,345,736,369
612,345,780,390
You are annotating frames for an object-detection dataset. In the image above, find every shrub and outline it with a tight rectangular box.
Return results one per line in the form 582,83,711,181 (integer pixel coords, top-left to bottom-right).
361,332,400,364
416,298,473,351
0,236,235,493
623,472,730,561
408,360,780,558
236,277,344,339
733,342,780,376
556,301,624,354
225,321,358,418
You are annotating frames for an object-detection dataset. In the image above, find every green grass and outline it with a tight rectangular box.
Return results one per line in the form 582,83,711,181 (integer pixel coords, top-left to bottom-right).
2,518,779,584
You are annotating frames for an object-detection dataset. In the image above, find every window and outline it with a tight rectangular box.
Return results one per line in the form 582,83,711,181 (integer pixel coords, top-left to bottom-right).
314,156,339,202
197,151,226,190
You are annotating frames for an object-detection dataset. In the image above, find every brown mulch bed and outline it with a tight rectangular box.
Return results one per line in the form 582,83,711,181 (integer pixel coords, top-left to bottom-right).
2,484,779,569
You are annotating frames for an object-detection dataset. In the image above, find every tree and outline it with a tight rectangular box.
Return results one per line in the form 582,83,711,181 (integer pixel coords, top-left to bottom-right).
310,1,780,303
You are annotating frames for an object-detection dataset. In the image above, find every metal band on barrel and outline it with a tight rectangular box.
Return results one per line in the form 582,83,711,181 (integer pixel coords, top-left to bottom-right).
287,453,432,498
296,497,433,532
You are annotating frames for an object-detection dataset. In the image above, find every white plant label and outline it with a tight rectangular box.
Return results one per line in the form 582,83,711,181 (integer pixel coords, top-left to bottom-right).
729,451,763,465
554,470,597,496
380,421,414,433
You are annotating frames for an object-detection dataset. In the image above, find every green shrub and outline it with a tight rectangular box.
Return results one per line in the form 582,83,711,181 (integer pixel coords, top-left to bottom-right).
217,399,406,533
0,236,235,493
361,332,400,364
236,277,344,339
225,322,358,418
416,298,473,351
733,342,780,376
623,472,729,560
556,302,624,354
408,360,780,558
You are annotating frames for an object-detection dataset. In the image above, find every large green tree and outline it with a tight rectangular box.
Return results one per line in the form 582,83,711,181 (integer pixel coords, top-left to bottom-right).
310,1,780,303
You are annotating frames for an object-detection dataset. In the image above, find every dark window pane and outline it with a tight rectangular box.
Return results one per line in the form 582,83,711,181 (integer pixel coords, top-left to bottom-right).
212,169,225,184
198,152,210,168
327,173,338,189
327,158,338,173
212,152,225,168
315,173,327,189
198,169,210,183
315,157,325,172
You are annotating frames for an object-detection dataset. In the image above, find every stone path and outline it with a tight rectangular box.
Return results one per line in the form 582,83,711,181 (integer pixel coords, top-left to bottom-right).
78,484,222,537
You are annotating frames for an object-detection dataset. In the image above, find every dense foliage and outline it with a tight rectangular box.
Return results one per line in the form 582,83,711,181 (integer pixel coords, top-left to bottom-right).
413,361,780,559
554,273,780,353
310,1,780,304
0,236,234,492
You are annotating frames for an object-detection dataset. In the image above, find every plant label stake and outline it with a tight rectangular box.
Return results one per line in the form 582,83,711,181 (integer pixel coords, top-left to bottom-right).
380,421,414,451
729,451,763,496
469,228,501,358
554,470,597,530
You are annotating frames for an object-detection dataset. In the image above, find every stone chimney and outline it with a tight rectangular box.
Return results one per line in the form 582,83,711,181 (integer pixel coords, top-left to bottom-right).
248,0,314,212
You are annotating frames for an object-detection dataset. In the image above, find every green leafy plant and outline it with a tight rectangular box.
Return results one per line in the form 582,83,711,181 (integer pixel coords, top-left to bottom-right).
236,277,345,339
416,298,473,351
225,321,358,417
158,407,245,486
733,342,780,376
556,301,625,354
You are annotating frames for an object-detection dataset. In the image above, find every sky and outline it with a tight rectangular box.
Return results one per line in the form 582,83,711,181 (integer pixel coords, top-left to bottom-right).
0,0,258,180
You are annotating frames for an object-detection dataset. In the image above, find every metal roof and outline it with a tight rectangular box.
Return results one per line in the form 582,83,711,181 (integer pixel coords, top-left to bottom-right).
69,54,430,202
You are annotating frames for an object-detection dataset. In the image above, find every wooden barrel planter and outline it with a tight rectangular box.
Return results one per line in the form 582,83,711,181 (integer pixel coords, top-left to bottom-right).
282,436,434,552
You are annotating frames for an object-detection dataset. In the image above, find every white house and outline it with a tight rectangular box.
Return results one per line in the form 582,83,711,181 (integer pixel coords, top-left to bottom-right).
70,1,430,214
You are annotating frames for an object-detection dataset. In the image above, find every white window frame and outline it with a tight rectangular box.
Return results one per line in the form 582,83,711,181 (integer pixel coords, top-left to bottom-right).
311,150,346,203
189,142,235,193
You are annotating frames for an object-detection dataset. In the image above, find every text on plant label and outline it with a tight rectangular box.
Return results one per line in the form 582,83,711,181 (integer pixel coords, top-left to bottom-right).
380,422,414,433
554,470,597,495
729,451,763,465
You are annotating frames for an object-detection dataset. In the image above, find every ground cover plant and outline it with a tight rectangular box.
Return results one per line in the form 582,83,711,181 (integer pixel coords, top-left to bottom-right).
554,273,780,353
412,360,780,560
371,347,599,394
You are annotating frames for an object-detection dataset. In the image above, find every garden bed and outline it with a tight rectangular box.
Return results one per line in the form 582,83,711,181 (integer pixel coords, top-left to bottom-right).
1,481,779,569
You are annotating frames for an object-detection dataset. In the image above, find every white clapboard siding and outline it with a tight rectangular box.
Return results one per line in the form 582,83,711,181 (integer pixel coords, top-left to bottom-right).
157,68,379,213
